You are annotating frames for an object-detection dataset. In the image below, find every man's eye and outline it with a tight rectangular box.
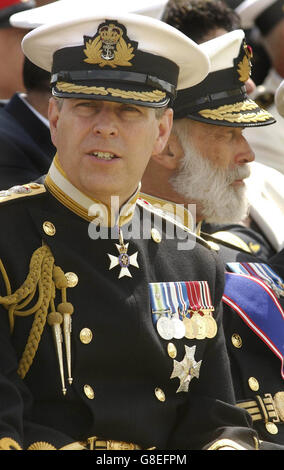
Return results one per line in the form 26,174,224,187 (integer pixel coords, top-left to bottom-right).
76,102,93,108
74,102,97,114
122,106,140,113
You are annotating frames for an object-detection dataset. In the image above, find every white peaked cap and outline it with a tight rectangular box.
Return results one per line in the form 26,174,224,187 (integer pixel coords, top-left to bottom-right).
21,11,210,107
174,29,275,127
10,0,168,29
199,29,245,72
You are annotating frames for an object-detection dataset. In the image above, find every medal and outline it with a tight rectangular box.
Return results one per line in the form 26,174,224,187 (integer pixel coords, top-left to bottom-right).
172,316,186,339
149,280,217,341
170,345,202,393
183,316,195,339
191,312,207,340
165,283,186,339
150,283,174,340
108,229,139,278
184,281,217,339
156,316,174,340
203,314,218,338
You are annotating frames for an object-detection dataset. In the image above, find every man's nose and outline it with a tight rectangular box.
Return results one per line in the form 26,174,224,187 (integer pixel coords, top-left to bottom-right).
235,136,255,164
92,109,118,137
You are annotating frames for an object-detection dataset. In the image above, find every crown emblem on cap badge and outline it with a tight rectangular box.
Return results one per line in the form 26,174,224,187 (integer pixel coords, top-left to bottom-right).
237,42,253,83
84,20,136,68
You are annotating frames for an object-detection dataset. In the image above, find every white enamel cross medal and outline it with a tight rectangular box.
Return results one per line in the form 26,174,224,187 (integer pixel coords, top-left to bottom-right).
108,230,139,279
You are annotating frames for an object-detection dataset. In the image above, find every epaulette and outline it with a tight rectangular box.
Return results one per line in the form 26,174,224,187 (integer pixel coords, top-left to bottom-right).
0,183,46,205
139,192,194,231
137,197,219,251
253,85,274,109
201,230,253,255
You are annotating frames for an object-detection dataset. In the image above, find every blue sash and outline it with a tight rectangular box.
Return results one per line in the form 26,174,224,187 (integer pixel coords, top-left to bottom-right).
223,271,284,379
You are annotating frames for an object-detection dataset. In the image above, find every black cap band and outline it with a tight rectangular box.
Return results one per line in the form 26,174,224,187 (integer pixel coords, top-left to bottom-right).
52,44,178,99
51,69,176,97
174,85,247,118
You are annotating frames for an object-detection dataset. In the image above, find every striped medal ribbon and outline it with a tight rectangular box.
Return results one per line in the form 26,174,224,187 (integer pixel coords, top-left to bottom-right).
149,281,216,341
227,262,284,298
183,281,217,340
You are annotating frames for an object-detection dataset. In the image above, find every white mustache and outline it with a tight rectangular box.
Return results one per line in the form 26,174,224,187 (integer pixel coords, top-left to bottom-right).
226,164,251,184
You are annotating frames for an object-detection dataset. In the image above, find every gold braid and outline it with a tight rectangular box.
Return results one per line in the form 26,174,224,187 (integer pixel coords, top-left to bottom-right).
17,249,55,379
0,246,52,378
0,245,75,382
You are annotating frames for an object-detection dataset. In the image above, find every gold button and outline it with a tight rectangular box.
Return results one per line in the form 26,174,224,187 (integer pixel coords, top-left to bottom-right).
155,387,165,402
151,228,162,243
248,377,259,391
80,328,93,344
232,333,242,348
43,221,56,236
265,422,278,435
65,272,79,287
167,342,177,359
84,384,95,399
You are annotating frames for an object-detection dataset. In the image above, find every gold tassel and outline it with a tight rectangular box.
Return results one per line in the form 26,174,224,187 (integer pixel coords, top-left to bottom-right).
47,311,67,395
57,300,74,385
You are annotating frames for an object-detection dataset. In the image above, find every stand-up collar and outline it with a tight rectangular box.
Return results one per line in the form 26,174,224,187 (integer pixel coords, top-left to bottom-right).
45,154,140,226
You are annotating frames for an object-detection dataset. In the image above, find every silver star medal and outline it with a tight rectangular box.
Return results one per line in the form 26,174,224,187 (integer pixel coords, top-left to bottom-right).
170,345,202,393
108,231,139,279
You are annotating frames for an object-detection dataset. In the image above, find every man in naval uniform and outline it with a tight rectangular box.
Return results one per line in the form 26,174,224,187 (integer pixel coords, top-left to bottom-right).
140,28,284,447
161,0,284,259
0,12,258,451
234,0,284,254
141,28,276,264
0,0,168,191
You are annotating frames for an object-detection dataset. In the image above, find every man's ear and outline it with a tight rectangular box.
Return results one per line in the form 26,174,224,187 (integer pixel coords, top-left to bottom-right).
151,131,184,170
48,97,60,147
152,108,173,156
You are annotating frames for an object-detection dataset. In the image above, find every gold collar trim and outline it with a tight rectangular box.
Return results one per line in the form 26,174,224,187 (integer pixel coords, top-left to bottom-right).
139,192,194,231
45,155,139,226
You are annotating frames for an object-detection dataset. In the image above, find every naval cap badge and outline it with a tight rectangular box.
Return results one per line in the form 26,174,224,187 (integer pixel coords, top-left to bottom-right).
237,41,253,83
84,19,137,68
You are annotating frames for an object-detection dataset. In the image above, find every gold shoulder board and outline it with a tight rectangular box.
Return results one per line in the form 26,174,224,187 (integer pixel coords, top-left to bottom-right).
211,230,251,253
0,183,46,204
137,197,215,251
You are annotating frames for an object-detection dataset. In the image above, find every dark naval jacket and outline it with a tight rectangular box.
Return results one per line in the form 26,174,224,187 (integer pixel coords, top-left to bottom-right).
0,182,257,451
202,226,284,447
201,222,275,264
0,93,55,190
138,196,283,448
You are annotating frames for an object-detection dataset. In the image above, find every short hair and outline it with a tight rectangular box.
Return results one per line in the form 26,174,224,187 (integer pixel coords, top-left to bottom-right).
162,0,240,43
23,57,51,93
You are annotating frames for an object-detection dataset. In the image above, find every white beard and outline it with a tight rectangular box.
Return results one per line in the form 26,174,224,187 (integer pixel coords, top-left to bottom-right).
169,135,251,224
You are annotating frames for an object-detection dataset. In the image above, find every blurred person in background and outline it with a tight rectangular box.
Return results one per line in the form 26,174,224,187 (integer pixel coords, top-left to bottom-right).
0,0,35,102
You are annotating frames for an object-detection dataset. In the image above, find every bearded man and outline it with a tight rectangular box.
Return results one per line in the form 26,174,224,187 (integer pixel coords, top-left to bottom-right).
141,28,284,448
141,28,276,262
